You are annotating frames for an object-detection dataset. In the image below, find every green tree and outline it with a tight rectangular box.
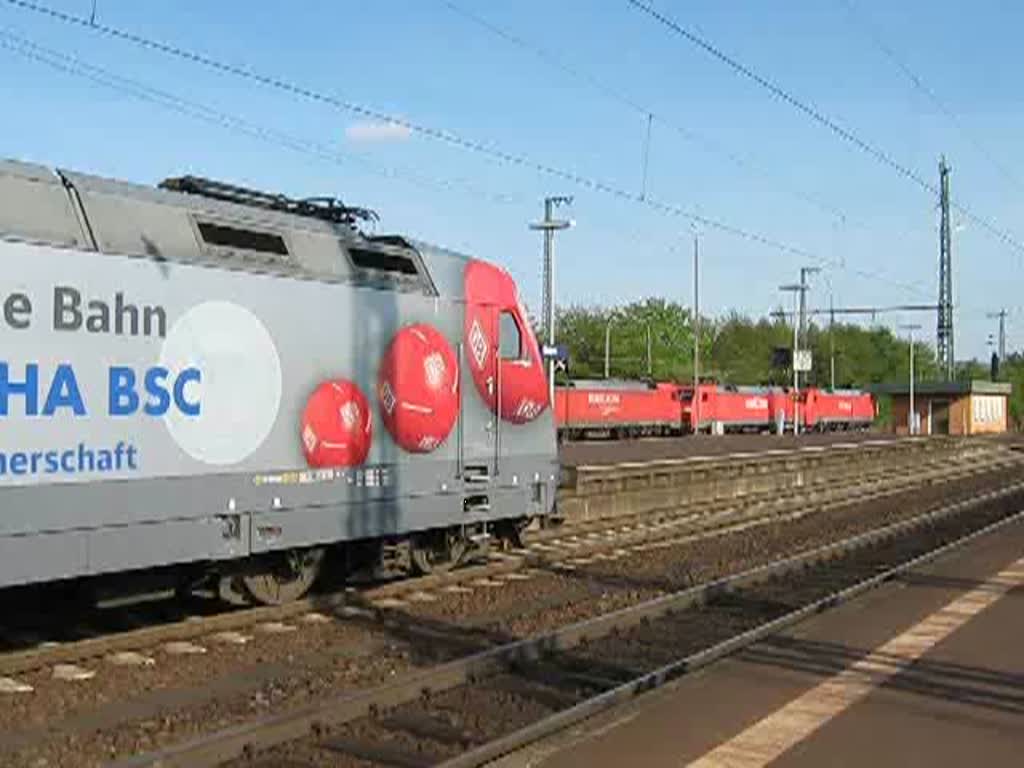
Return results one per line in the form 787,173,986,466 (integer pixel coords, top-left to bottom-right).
708,311,790,384
557,299,698,381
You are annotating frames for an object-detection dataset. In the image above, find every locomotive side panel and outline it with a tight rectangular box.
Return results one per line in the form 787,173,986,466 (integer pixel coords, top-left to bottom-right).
0,160,89,248
555,382,681,436
686,384,771,433
851,392,876,424
0,163,557,589
807,389,875,430
767,389,794,430
555,389,651,429
711,389,771,431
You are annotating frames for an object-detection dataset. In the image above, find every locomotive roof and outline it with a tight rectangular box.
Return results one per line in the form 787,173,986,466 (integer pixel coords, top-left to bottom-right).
563,378,658,391
871,380,1010,396
0,157,477,299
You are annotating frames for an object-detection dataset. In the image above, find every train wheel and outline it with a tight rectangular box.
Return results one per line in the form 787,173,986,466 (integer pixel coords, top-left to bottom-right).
496,516,534,549
241,547,325,605
410,531,468,575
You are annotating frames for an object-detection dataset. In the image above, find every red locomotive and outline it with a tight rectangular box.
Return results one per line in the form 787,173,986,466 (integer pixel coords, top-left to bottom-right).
555,380,875,439
680,384,772,434
553,380,681,440
802,388,875,431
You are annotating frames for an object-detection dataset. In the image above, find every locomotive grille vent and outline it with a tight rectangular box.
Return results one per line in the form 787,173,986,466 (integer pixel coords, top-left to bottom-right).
348,246,418,276
196,221,289,257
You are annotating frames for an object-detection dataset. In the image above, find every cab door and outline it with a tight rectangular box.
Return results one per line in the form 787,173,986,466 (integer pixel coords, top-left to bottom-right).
463,298,501,482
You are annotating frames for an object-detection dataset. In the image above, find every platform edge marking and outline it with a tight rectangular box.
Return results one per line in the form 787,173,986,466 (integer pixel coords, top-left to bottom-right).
685,556,1024,768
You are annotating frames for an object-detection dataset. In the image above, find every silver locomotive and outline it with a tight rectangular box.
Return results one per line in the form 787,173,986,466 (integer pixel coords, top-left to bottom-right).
0,159,558,604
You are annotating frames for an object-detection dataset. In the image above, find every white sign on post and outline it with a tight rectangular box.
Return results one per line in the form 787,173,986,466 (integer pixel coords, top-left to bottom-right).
794,349,813,372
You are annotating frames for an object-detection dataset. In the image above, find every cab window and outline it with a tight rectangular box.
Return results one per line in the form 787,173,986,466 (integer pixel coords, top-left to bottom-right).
499,311,523,360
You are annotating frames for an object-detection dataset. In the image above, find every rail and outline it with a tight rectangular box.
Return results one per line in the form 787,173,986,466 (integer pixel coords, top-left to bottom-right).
110,479,1024,768
2,449,1017,682
441,496,1024,768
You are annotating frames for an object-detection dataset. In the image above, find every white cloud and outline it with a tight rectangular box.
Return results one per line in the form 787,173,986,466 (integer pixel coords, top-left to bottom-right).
345,120,413,143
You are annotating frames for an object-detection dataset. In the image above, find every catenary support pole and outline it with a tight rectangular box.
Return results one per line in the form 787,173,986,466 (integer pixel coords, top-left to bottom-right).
530,197,572,405
693,232,700,432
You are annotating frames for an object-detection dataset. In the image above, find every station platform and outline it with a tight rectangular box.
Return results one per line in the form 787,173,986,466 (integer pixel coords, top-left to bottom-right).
498,516,1024,768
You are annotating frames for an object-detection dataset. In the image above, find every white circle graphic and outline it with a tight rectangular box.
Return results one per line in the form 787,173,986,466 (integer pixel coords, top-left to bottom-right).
160,301,282,465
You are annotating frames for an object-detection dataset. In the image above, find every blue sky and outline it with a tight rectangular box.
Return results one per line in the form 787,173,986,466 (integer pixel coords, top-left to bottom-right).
2,0,1022,359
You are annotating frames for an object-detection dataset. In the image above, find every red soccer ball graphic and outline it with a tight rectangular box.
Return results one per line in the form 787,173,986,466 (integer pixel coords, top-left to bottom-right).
377,324,459,453
463,259,548,424
300,379,373,467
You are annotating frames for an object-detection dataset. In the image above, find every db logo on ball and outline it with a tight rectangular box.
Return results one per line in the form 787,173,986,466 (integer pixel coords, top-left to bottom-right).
300,379,372,467
377,323,459,453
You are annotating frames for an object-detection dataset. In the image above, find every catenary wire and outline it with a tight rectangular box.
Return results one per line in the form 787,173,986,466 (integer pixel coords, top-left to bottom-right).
625,0,1024,257
1,0,843,262
436,1,932,297
0,27,819,299
440,0,880,230
2,1,931,298
838,0,1024,195
0,27,787,327
0,30,518,208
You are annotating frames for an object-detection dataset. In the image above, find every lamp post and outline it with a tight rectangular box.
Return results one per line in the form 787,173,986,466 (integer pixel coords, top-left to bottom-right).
604,314,615,379
646,322,653,379
780,284,802,434
693,231,701,430
799,266,821,349
900,323,922,435
823,273,835,391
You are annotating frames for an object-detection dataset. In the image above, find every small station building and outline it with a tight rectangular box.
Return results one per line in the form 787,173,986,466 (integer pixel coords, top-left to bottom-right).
872,380,1011,436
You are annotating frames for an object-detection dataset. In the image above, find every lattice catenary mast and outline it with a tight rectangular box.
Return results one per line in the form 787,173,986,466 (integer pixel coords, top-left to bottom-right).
937,156,954,379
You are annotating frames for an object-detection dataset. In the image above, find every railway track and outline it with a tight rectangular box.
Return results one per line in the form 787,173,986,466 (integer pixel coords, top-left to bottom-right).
539,449,1013,560
558,432,899,466
0,449,1017,686
114,479,1024,768
551,439,996,532
2,460,1019,768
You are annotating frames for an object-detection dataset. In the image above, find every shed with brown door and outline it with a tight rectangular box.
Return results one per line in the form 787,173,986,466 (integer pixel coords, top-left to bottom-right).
871,380,1011,435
